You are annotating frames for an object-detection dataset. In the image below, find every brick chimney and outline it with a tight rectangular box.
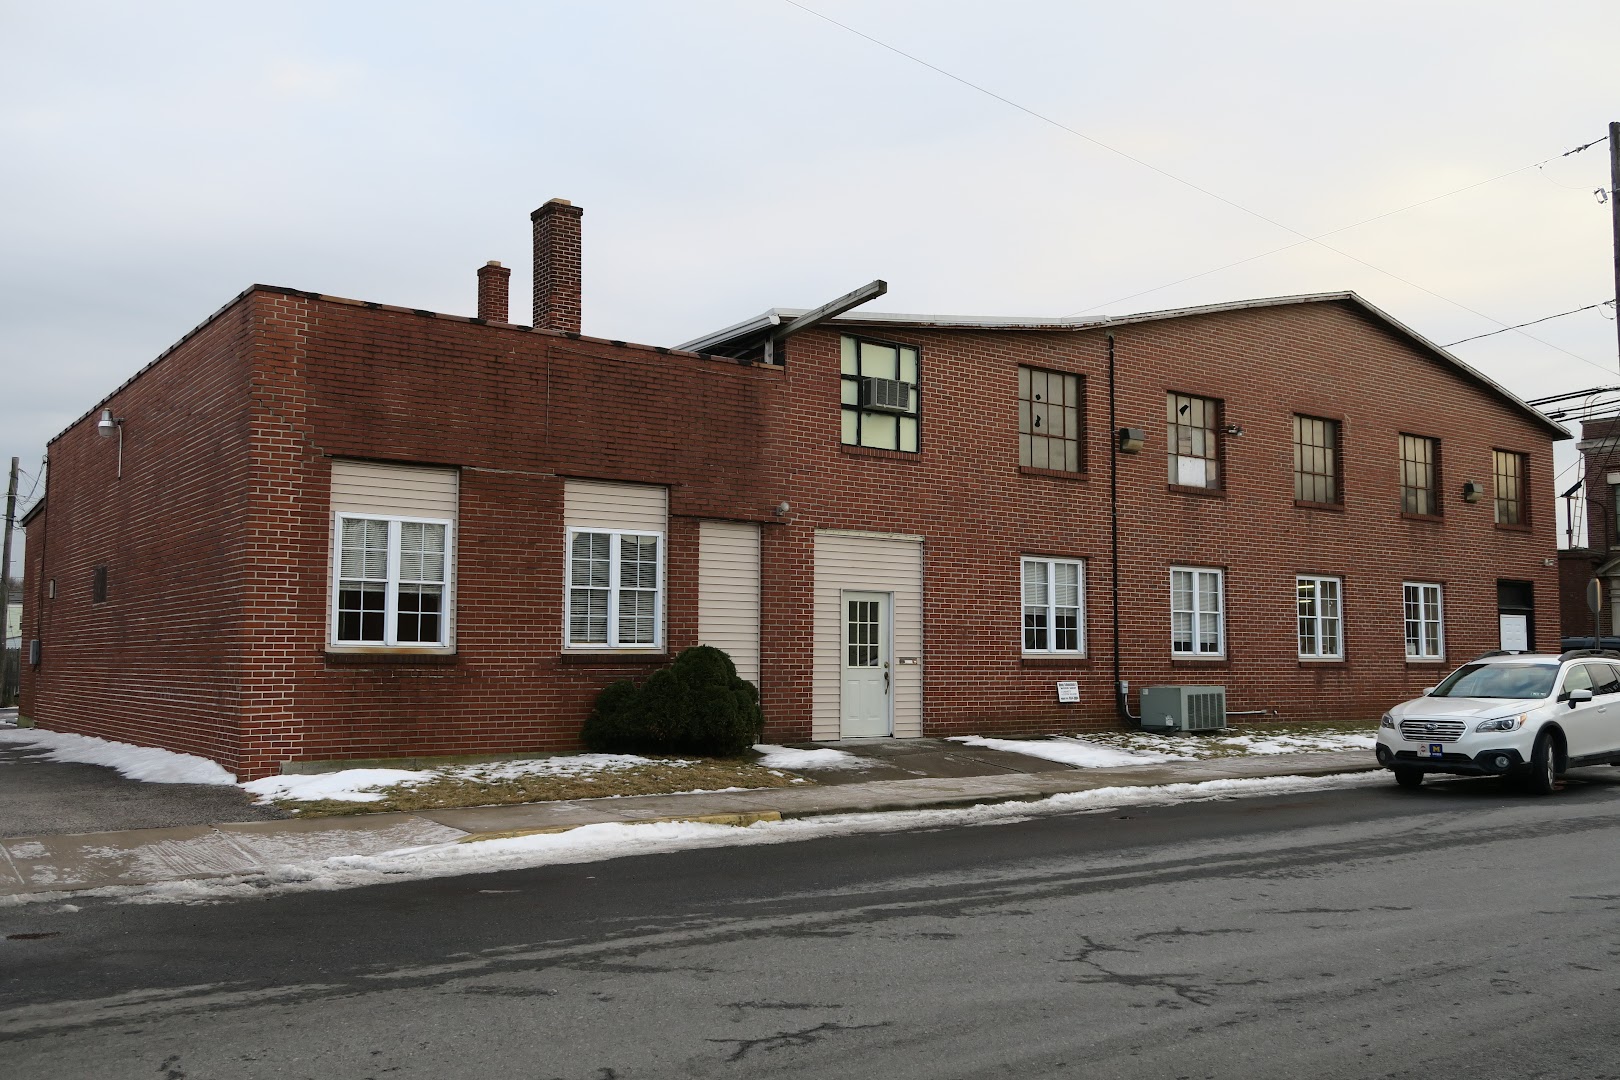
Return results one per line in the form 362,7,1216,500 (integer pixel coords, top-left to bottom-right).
476,260,510,323
531,198,583,334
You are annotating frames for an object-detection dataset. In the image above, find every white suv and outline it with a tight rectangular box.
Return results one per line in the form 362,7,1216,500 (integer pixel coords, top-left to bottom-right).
1375,650,1620,794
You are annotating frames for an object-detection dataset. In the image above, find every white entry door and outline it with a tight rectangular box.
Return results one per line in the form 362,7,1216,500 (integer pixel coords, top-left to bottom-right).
1499,614,1529,652
841,591,892,738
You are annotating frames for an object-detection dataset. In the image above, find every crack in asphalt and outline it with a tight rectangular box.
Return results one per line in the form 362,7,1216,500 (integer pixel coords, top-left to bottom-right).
705,1020,892,1062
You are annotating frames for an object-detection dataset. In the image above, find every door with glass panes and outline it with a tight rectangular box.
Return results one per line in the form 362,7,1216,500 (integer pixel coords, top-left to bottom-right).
841,591,892,738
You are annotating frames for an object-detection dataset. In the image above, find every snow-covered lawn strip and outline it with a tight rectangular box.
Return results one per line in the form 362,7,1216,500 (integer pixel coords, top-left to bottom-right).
949,735,1195,768
951,727,1377,767
0,726,236,785
242,753,672,805
0,771,1388,908
752,744,879,771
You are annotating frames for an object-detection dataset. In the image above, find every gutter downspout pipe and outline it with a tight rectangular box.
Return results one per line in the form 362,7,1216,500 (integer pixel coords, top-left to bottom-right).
1108,333,1137,725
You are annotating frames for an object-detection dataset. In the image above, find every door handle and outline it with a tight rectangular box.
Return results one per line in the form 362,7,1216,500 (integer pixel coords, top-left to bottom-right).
884,670,890,693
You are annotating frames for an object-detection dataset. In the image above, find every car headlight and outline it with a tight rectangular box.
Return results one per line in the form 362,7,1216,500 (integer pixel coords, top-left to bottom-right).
1475,715,1526,733
1380,713,1396,730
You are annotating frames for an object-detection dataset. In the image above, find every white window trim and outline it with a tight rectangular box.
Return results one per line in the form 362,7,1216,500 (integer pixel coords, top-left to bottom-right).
564,527,666,651
1296,574,1344,661
1403,581,1445,661
1020,556,1087,656
329,512,455,650
1170,566,1225,659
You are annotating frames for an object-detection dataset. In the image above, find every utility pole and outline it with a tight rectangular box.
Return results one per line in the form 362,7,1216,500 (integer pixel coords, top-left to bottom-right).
0,456,16,706
1611,121,1620,369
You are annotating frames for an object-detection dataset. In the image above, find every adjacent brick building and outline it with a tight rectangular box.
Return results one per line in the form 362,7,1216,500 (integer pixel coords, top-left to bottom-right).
18,200,1567,779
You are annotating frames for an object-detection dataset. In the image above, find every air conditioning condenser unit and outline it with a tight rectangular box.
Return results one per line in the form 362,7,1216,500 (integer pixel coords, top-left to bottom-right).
1139,685,1227,733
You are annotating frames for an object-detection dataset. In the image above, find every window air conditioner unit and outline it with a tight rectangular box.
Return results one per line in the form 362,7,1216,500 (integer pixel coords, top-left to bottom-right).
1138,685,1227,733
860,377,913,414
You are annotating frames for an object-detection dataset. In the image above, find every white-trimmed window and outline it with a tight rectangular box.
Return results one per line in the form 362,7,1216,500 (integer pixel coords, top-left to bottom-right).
1171,567,1224,657
1022,557,1086,654
333,514,452,647
567,529,663,649
1404,582,1444,660
1297,575,1343,660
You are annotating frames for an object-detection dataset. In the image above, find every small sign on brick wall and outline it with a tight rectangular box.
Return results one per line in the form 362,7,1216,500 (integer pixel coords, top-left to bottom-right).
1056,681,1080,703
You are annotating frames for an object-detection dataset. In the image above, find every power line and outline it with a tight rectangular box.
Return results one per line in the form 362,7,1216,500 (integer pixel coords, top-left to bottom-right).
1445,301,1616,347
780,1,1614,371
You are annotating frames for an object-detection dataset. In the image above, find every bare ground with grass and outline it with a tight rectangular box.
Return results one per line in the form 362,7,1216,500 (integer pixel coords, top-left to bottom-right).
277,757,806,818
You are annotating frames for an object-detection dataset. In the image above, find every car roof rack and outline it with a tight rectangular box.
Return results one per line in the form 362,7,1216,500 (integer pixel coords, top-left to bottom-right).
1556,648,1620,662
1474,650,1530,660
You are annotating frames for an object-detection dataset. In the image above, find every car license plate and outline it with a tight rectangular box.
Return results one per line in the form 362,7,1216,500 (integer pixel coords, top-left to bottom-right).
1424,743,1444,758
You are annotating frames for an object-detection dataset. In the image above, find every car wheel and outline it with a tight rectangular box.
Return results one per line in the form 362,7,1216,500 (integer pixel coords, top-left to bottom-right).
1525,731,1559,796
1393,767,1423,789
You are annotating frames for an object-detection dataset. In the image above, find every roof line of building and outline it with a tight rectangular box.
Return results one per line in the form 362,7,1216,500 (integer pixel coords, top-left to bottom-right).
678,291,1569,441
48,285,769,450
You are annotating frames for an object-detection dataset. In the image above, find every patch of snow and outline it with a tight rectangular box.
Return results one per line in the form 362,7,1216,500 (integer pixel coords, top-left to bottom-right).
238,753,675,805
948,735,1194,768
240,769,425,804
0,727,236,785
753,744,879,771
0,771,1387,908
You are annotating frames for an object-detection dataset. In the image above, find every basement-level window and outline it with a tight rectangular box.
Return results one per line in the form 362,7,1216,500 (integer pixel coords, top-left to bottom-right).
333,515,452,647
841,335,919,452
1022,557,1086,654
1171,566,1224,657
567,529,663,649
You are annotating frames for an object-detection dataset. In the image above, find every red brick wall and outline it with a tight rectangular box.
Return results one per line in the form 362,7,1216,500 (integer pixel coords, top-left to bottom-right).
19,299,257,768
767,299,1561,738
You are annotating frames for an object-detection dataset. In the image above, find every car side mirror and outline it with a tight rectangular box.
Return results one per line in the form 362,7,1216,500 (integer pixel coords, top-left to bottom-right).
1568,688,1594,707
1421,686,1437,696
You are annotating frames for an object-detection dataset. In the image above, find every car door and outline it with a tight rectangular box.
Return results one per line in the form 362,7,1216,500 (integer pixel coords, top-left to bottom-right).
1577,662,1620,759
1555,664,1599,757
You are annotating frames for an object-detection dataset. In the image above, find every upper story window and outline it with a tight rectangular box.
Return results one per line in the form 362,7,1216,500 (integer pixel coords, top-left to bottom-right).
1019,368,1083,472
1167,393,1219,489
1022,557,1086,655
335,515,452,646
1170,566,1224,658
1293,415,1340,504
841,336,919,452
1493,450,1527,525
1399,435,1438,516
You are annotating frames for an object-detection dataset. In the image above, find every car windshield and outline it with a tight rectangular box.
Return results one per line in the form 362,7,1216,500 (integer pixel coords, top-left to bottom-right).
1430,663,1559,700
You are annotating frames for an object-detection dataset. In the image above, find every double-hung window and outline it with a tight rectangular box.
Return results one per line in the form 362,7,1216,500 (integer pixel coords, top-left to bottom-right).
1294,415,1341,504
1022,557,1085,655
1493,450,1527,525
841,335,919,452
1403,582,1444,660
334,515,452,647
1399,435,1438,516
1297,575,1343,660
567,529,663,649
1170,567,1224,657
1167,393,1220,489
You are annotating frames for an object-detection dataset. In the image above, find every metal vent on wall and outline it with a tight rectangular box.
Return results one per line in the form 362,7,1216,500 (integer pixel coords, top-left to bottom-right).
1139,685,1227,732
860,377,914,413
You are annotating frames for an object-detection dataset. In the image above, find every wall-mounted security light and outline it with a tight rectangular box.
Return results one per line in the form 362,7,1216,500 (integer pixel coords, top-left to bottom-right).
1461,480,1483,503
96,408,126,478
1117,427,1146,453
774,501,791,517
1222,423,1245,437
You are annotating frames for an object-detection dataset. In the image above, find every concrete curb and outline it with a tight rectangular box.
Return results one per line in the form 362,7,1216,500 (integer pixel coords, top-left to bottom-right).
457,811,783,843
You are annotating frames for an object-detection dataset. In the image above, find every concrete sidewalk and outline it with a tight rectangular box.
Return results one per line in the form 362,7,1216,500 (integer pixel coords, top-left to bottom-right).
0,749,1378,898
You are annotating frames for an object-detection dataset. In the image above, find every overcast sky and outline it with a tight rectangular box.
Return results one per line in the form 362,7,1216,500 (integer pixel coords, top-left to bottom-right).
3,0,1619,575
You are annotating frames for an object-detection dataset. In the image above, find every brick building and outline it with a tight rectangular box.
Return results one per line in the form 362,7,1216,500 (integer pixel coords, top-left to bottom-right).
17,200,1566,779
1565,415,1620,640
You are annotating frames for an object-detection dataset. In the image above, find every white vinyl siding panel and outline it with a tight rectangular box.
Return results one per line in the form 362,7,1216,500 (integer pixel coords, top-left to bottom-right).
698,522,761,684
813,531,923,741
331,460,459,519
564,480,668,533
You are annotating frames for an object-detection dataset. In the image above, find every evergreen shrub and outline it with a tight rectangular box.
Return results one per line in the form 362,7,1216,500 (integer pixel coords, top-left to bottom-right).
581,645,762,757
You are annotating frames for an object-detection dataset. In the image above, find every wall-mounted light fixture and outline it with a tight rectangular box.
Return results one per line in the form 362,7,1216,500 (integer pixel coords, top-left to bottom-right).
97,408,125,478
1461,480,1483,503
1222,423,1245,437
774,501,791,517
1117,427,1146,453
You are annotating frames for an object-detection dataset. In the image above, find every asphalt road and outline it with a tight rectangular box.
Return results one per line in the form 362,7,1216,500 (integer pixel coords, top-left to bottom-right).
4,769,1620,1080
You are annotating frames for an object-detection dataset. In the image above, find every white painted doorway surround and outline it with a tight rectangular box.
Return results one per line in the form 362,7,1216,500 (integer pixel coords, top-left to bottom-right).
813,529,923,741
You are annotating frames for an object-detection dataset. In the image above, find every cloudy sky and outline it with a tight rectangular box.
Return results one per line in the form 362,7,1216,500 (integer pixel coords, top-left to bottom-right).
3,0,1618,573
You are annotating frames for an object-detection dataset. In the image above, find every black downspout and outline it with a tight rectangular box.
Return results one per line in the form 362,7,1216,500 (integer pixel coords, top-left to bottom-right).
1108,333,1134,725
